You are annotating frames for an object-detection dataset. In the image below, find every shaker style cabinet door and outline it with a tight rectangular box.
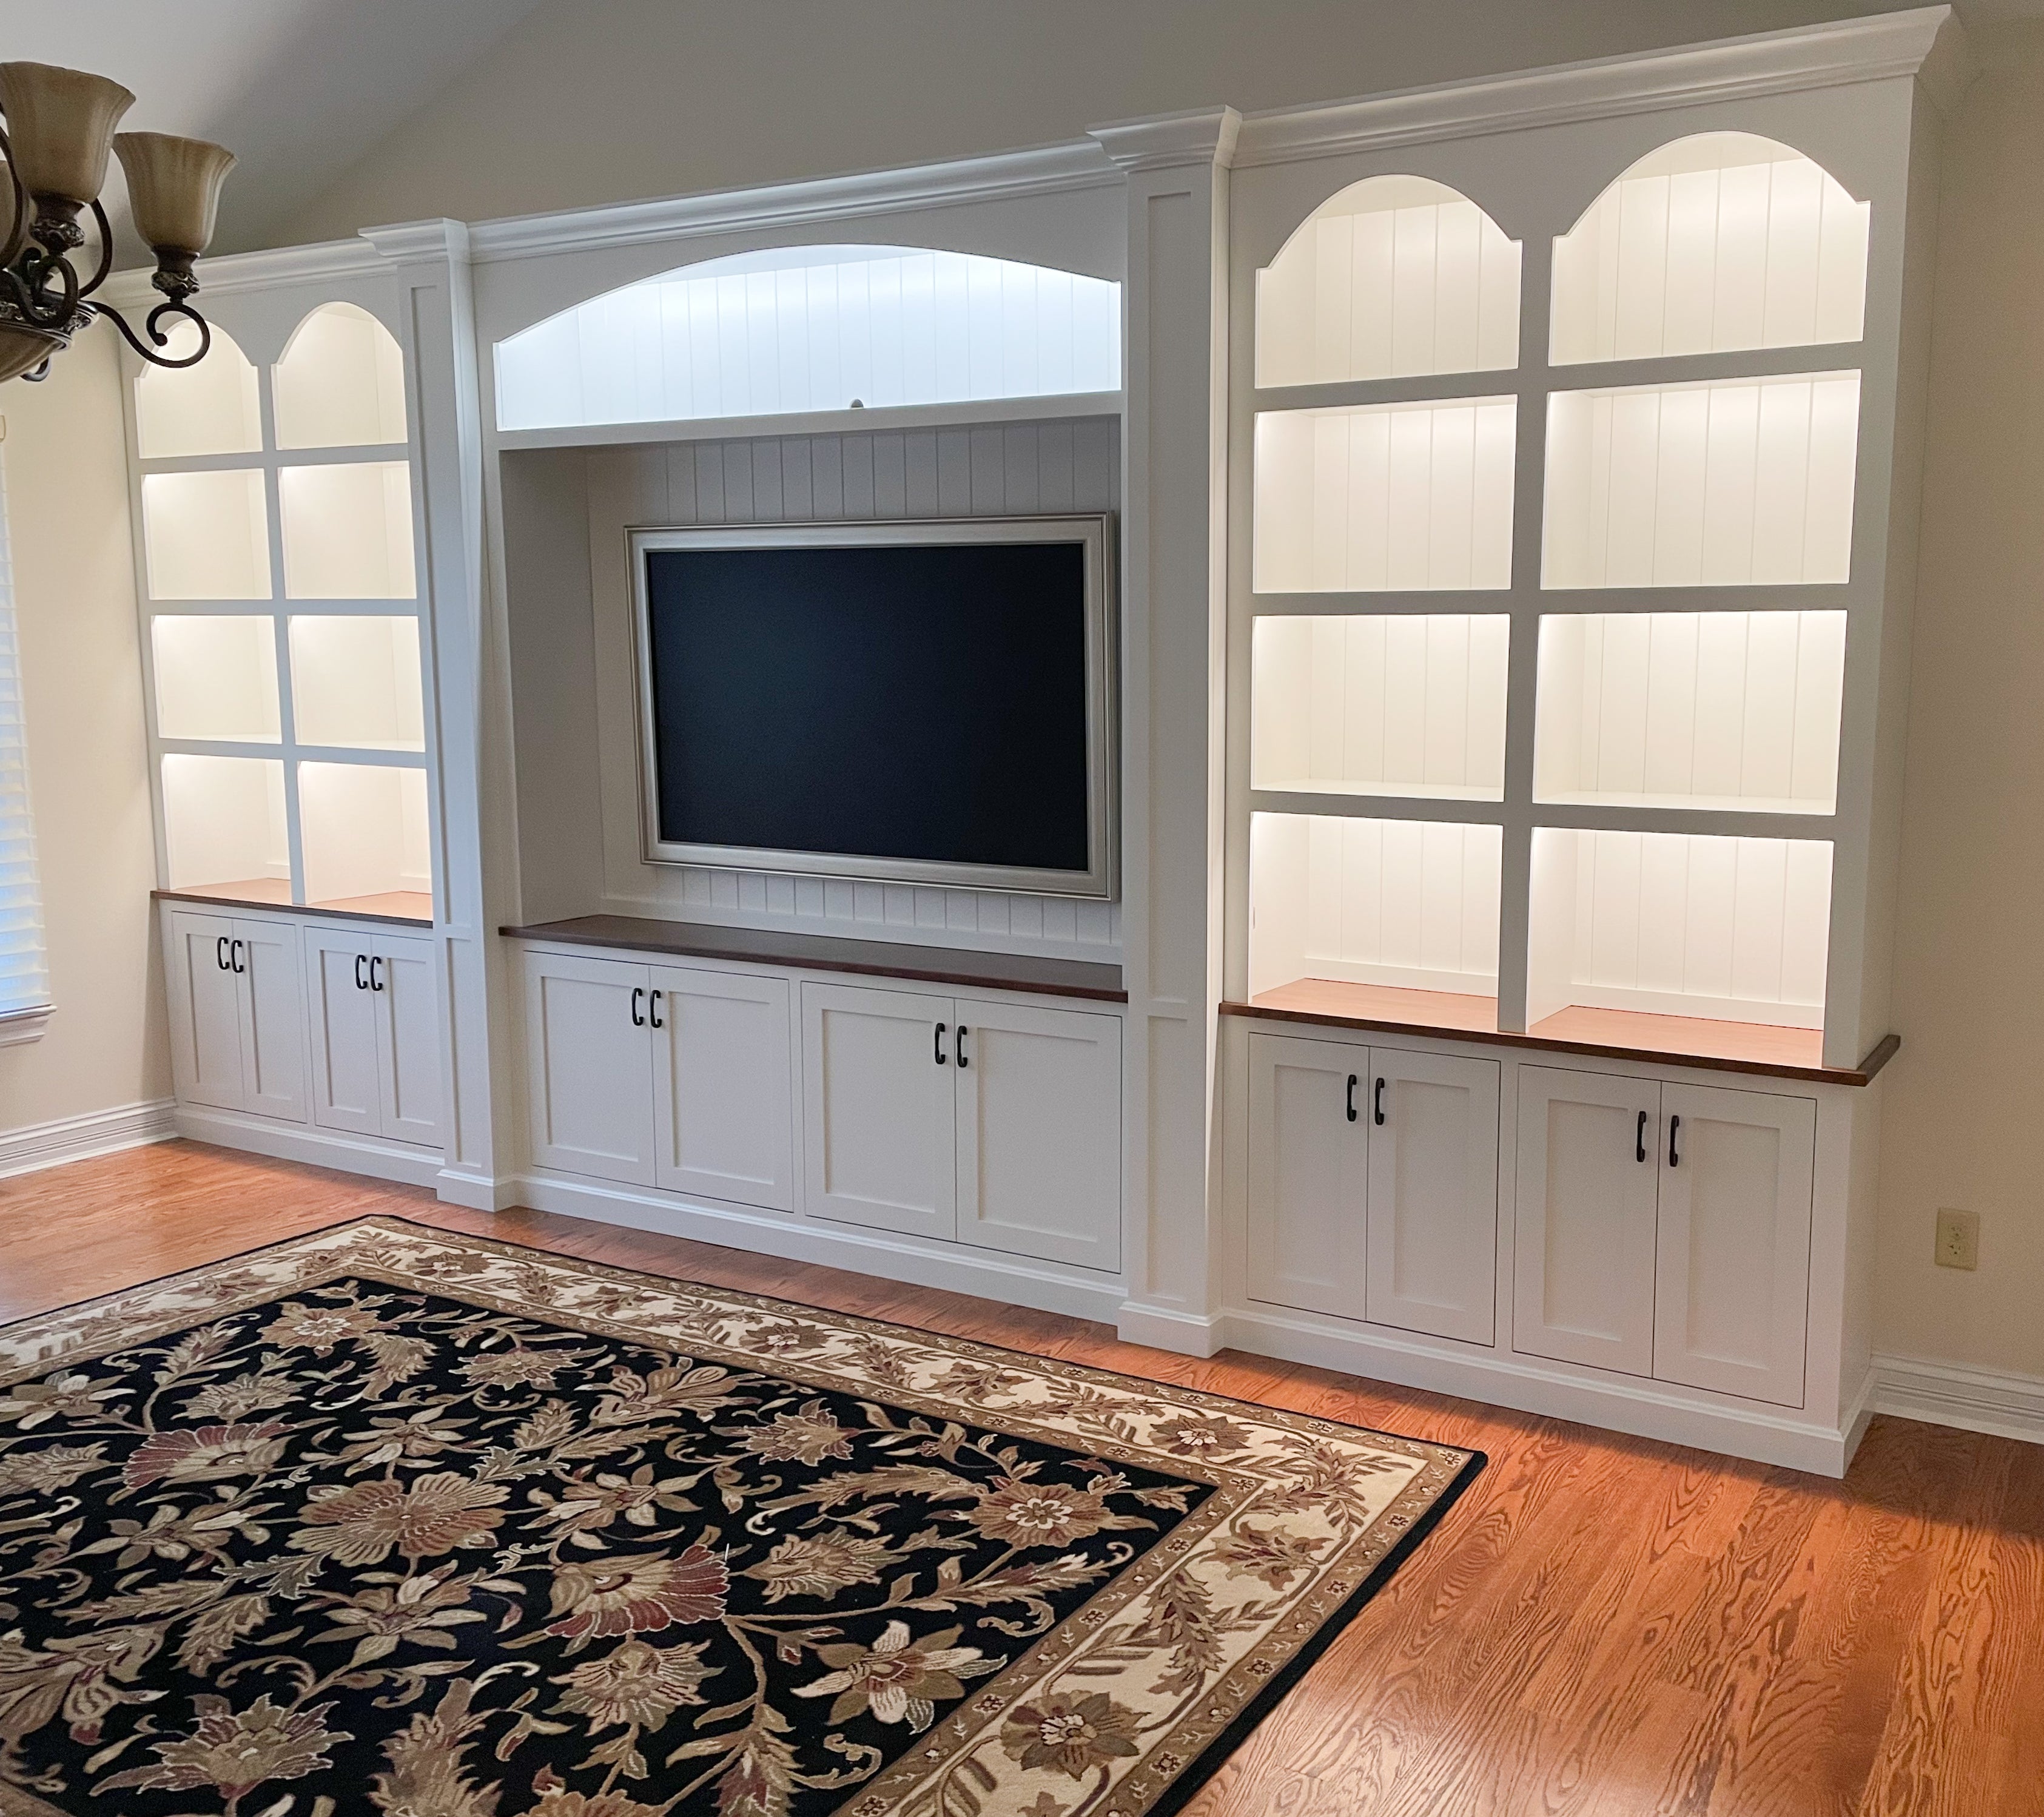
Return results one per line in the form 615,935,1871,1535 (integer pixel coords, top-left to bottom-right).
952,997,1121,1272
1652,1082,1815,1407
1245,1032,1369,1320
523,951,656,1187
304,933,383,1136
167,911,247,1113
372,935,442,1146
233,918,306,1123
1363,1048,1500,1345
650,965,796,1213
1513,1066,1661,1377
801,982,957,1241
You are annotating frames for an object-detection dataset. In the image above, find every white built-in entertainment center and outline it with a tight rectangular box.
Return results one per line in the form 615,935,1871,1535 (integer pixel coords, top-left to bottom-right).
115,9,1967,1475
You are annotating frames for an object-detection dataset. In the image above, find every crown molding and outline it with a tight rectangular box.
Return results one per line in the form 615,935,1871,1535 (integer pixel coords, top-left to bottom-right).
1233,5,1966,169
98,235,388,310
466,139,1118,265
361,218,472,265
1088,106,1243,174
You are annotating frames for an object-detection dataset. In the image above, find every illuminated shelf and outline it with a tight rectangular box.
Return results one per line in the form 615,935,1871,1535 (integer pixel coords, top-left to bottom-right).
298,762,432,906
141,470,271,601
279,462,417,599
289,616,425,750
135,322,262,459
161,754,289,892
274,302,408,448
152,616,281,744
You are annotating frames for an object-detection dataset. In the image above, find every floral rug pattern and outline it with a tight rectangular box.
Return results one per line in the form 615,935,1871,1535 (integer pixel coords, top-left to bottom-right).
0,1218,1479,1817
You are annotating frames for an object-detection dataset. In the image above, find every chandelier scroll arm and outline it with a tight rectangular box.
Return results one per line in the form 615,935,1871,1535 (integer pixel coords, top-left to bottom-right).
87,294,211,369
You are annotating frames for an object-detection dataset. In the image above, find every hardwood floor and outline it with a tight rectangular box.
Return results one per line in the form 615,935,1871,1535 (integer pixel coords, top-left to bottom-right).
4,1139,2040,1816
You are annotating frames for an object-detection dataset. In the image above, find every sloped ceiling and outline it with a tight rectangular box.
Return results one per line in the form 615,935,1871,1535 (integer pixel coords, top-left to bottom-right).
0,0,545,259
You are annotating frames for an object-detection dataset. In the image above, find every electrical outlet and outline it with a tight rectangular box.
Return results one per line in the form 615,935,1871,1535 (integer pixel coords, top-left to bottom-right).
1935,1207,1980,1270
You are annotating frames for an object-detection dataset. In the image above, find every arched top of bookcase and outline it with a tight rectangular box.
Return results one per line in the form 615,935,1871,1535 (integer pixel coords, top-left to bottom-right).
273,302,409,450
491,242,1123,433
135,320,263,460
1551,132,1870,365
1256,174,1522,388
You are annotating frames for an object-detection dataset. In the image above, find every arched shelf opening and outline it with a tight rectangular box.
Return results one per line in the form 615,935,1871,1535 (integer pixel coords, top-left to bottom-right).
1256,175,1521,388
493,243,1123,433
135,320,262,459
274,302,409,449
1551,132,1869,365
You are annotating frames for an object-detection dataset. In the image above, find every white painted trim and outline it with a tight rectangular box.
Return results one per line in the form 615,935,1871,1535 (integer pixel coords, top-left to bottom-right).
0,1007,51,1048
101,236,389,308
1232,6,1966,169
513,1171,1127,1326
1871,1352,2044,1447
466,141,1120,265
1089,106,1243,174
174,1107,445,1190
0,1098,176,1179
435,1167,520,1212
1116,1303,1226,1357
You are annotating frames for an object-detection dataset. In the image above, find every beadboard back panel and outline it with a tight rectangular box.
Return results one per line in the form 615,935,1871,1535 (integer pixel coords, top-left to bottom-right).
581,417,1122,957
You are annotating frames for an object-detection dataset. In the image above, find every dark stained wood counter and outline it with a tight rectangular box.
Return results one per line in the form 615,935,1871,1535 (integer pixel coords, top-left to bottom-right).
155,885,434,929
501,915,1127,1003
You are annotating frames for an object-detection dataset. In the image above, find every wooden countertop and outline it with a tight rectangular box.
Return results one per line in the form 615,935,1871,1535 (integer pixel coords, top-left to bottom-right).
1223,979,1898,1087
154,885,434,929
501,914,1128,1003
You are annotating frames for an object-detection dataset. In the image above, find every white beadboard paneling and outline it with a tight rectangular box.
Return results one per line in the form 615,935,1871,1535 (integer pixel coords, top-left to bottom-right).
1542,372,1860,588
1252,614,1508,800
1257,175,1521,386
1527,826,1831,1027
1535,610,1846,811
1551,133,1869,365
1255,397,1515,593
595,418,1120,957
498,245,1122,432
1249,810,1501,997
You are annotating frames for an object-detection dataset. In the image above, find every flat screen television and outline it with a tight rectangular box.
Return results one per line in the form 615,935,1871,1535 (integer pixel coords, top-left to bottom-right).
629,516,1117,898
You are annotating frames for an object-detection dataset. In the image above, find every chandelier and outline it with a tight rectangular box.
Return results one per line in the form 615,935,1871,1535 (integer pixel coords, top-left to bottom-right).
0,62,235,385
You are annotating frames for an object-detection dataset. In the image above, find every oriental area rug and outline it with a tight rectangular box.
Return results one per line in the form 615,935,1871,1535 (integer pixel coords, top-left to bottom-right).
0,1216,1481,1817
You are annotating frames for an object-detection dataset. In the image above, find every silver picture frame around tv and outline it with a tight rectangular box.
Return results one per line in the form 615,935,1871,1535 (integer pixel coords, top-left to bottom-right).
627,514,1119,900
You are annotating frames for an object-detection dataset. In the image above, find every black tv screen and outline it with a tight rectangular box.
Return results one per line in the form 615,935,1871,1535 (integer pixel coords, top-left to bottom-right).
637,525,1109,892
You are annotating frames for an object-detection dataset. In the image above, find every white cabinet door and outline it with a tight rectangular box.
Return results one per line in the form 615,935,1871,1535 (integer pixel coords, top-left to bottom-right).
372,935,442,1146
1245,1033,1368,1320
304,934,382,1136
651,965,795,1212
1513,1066,1660,1376
234,919,306,1122
523,951,656,1186
167,911,245,1111
954,998,1121,1272
1653,1082,1815,1407
1364,1048,1499,1345
801,982,956,1241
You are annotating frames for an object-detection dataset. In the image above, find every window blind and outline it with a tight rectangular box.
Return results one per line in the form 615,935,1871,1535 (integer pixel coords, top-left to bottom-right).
0,443,50,1025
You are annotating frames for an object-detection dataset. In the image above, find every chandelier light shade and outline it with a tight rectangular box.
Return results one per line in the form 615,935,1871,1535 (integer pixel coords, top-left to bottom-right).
0,61,232,382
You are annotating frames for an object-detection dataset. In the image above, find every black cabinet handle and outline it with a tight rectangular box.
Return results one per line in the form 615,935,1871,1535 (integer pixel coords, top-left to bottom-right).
934,1021,948,1065
630,986,645,1028
1668,1114,1681,1168
230,939,246,975
355,953,369,991
956,1025,969,1068
1345,1074,1357,1122
370,956,385,993
1374,1077,1387,1126
649,989,664,1029
217,935,230,971
1636,1109,1649,1164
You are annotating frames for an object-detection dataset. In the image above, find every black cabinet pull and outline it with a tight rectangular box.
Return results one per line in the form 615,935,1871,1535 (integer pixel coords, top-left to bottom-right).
217,935,230,971
1345,1074,1357,1122
230,939,246,975
355,954,369,991
630,986,645,1028
1636,1109,1649,1164
371,956,385,993
934,1021,948,1065
649,989,664,1030
956,1025,969,1068
1668,1114,1681,1168
1374,1077,1387,1126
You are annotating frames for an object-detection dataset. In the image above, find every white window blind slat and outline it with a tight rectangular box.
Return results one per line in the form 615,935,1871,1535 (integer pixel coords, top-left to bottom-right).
0,444,50,1020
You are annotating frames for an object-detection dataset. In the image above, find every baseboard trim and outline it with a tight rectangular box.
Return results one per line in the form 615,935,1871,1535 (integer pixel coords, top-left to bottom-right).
513,1171,1126,1327
435,1167,520,1212
0,1097,178,1179
174,1107,445,1190
1117,1302,1226,1358
1870,1352,2044,1447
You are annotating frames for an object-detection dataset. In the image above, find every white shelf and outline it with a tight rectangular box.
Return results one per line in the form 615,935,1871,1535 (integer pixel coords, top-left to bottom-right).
1249,809,1502,999
298,762,432,904
152,616,281,744
1552,133,1869,366
1254,397,1516,593
1535,610,1844,814
161,753,289,891
1256,175,1520,388
1542,371,1860,588
278,462,417,599
1252,614,1508,801
289,616,425,751
141,470,272,601
1528,826,1831,1028
135,322,263,460
274,302,409,449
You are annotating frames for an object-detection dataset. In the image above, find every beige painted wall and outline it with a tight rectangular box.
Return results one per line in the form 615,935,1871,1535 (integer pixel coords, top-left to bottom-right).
0,320,170,1139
